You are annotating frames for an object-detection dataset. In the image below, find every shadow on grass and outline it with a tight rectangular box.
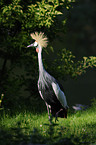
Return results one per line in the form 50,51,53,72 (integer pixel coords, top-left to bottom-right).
0,122,96,145
0,126,73,145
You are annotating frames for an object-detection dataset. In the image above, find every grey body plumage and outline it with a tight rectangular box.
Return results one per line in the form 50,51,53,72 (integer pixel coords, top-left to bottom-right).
38,70,59,106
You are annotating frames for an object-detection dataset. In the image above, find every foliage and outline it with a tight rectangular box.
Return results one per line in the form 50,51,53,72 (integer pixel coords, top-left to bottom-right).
91,98,96,108
27,0,63,29
49,48,96,79
0,94,4,110
76,56,96,76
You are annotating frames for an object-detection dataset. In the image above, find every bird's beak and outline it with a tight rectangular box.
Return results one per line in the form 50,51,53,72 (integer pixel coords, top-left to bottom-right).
27,43,34,48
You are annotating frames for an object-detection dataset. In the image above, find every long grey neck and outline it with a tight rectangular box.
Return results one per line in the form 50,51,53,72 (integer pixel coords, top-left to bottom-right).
38,45,45,74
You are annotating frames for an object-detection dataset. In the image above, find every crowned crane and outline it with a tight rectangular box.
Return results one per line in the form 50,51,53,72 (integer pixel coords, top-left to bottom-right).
27,32,69,123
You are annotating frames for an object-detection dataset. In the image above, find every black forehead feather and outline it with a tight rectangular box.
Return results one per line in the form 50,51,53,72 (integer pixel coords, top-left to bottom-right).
31,39,35,43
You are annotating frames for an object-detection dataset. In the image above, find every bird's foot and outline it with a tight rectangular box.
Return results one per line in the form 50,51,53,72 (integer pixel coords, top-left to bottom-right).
55,113,59,122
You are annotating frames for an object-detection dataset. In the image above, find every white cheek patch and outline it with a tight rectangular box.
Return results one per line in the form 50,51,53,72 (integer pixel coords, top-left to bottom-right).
34,41,38,46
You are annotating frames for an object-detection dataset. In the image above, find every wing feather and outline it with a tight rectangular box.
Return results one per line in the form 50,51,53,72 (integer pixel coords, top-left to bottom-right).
52,82,68,109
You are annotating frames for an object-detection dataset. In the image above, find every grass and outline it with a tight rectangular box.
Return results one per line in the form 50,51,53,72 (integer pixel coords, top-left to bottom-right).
0,104,96,145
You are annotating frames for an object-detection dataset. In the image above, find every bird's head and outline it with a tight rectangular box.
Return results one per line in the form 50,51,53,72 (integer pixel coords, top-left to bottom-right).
27,32,48,53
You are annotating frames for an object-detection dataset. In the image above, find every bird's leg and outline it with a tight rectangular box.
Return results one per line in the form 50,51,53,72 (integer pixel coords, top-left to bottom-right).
55,108,63,122
47,105,51,120
46,103,52,124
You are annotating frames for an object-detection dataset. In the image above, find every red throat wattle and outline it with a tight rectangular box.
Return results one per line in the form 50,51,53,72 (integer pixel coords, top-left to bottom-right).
36,48,39,53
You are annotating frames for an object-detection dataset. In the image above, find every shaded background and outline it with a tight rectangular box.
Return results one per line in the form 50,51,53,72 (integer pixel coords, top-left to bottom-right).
0,0,96,110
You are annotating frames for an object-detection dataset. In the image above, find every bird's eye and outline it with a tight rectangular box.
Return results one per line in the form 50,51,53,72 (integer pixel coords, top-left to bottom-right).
34,41,38,47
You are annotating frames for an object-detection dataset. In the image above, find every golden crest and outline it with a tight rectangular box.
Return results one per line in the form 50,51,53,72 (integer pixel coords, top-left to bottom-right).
30,32,48,48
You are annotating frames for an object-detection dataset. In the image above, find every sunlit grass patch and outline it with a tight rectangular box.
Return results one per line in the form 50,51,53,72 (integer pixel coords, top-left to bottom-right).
0,105,96,145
